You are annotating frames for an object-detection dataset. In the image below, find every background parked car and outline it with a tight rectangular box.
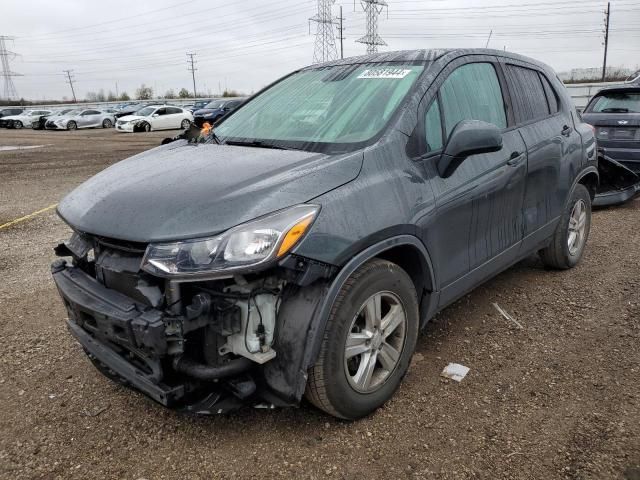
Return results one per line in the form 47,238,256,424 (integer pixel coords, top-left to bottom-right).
46,109,116,130
115,105,193,132
31,108,75,130
114,103,147,119
188,99,212,112
0,107,24,119
1,109,53,129
192,98,245,127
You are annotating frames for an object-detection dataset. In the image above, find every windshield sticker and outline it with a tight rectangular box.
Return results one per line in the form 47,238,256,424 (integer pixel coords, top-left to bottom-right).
358,68,412,79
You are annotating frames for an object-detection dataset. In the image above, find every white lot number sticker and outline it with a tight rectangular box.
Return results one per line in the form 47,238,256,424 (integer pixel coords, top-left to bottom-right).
358,67,412,79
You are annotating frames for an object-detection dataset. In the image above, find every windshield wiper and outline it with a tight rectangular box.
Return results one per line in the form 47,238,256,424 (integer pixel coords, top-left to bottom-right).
225,140,295,150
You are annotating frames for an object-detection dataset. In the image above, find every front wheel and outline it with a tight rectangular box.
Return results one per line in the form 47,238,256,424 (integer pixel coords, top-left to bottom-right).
180,119,191,129
305,259,419,419
142,122,151,132
13,120,23,129
540,184,592,269
67,121,77,131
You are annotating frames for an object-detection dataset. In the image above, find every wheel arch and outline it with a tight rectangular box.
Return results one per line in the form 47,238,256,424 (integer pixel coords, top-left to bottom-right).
303,235,436,370
263,234,437,404
573,166,599,201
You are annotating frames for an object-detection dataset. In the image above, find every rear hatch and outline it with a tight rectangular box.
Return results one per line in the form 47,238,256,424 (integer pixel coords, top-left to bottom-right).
582,87,640,168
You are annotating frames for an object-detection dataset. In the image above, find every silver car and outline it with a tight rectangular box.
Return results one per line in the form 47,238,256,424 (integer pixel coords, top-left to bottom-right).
46,108,116,130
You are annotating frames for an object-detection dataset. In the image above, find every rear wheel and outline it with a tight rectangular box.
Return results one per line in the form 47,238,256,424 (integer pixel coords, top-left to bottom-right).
540,184,591,269
305,259,419,419
13,120,23,129
102,118,113,128
180,119,191,129
67,120,77,131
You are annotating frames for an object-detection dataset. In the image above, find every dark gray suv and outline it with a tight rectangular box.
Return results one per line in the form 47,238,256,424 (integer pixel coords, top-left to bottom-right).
52,49,597,419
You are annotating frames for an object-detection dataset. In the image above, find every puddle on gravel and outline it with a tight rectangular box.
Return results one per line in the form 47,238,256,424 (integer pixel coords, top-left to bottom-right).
0,145,51,152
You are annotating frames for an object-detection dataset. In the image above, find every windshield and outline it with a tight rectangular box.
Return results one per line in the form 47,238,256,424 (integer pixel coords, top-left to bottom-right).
136,107,156,116
590,92,640,113
204,100,225,109
215,62,425,150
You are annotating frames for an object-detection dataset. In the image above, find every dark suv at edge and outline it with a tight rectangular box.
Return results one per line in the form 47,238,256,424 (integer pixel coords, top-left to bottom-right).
52,49,597,420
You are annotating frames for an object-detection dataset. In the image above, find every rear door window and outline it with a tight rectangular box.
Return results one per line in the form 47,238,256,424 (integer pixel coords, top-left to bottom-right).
166,107,182,114
504,65,550,123
439,62,507,137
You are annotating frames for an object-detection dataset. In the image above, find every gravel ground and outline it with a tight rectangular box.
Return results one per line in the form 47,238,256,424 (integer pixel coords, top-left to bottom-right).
0,129,639,480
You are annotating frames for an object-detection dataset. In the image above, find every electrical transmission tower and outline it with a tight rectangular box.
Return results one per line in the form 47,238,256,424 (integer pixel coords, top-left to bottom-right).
63,69,77,103
0,36,21,101
310,0,339,64
356,0,388,55
187,53,197,99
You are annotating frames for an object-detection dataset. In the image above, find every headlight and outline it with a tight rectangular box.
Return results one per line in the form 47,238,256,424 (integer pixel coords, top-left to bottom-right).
141,204,319,278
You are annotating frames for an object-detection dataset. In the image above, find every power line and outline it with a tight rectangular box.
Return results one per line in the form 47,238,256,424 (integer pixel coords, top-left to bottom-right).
356,0,389,55
63,69,77,102
310,0,339,63
0,36,21,100
187,52,197,99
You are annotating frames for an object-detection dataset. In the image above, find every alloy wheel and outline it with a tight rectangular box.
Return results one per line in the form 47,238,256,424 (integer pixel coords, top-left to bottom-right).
344,291,407,393
568,199,587,256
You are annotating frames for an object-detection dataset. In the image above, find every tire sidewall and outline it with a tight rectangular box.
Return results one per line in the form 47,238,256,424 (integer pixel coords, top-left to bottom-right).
67,121,77,131
181,119,190,129
321,263,419,419
14,120,23,129
559,184,592,267
102,119,112,128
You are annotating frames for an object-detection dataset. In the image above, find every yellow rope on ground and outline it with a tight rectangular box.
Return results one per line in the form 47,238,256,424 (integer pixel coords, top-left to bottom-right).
0,203,58,231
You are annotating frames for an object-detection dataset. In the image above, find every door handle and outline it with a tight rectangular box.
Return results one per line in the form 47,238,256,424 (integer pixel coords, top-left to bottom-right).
561,125,573,137
507,151,525,166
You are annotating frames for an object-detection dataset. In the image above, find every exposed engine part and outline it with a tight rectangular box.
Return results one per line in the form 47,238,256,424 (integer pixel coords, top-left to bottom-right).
172,356,253,381
215,277,283,364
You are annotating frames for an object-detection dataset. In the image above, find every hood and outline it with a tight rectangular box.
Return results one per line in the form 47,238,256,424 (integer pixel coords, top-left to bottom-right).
117,115,147,122
58,141,363,243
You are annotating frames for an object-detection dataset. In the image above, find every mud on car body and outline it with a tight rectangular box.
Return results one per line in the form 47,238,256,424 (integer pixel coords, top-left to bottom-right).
52,49,597,419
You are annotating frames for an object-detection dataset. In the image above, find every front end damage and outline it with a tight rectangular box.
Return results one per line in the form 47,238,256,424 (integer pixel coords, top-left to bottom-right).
52,232,335,413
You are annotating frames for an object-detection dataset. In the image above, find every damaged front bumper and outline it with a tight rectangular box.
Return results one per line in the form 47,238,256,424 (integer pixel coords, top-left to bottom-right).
52,260,254,412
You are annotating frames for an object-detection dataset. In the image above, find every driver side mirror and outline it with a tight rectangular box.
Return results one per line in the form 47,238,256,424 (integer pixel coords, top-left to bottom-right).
437,120,503,178
152,113,159,118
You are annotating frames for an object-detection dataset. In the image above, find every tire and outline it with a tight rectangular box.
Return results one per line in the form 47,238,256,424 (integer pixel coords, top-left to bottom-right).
13,120,23,129
305,259,419,419
142,122,151,132
540,184,591,269
102,118,113,128
180,119,191,129
67,121,77,131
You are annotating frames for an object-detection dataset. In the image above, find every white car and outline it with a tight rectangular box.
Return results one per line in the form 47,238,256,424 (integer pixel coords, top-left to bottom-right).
1,109,53,129
115,105,193,132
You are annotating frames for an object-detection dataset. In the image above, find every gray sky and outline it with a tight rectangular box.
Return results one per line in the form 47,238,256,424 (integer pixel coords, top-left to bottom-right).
2,0,639,101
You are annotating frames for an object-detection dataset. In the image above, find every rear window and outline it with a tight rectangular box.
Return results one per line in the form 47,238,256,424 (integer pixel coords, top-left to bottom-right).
588,92,640,113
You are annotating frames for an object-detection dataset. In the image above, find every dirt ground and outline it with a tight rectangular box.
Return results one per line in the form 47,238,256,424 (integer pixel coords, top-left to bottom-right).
0,129,638,480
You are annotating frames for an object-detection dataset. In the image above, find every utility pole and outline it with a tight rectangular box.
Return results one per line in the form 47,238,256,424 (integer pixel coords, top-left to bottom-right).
338,5,345,59
187,52,197,99
310,0,339,63
63,69,77,103
601,2,610,82
356,0,388,55
0,35,21,101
